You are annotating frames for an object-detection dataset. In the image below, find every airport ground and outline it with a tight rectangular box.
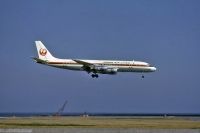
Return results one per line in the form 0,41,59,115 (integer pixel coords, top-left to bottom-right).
1,116,200,128
0,116,200,133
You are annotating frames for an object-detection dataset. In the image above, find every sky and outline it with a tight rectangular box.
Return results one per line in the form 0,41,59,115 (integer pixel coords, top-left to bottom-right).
0,0,200,113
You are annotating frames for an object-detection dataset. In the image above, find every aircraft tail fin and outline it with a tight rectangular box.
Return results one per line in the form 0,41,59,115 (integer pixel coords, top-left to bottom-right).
35,41,56,61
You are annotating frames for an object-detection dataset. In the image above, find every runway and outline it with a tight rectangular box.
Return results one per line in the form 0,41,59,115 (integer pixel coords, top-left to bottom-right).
0,128,199,133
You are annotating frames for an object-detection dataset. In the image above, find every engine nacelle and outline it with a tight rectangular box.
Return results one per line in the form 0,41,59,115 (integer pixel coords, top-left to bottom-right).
93,66,118,74
104,68,118,74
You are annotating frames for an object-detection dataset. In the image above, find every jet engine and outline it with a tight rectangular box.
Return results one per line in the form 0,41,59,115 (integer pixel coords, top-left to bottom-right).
92,66,118,74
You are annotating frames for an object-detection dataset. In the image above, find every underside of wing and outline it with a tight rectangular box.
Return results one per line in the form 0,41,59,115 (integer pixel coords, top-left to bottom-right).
73,59,95,73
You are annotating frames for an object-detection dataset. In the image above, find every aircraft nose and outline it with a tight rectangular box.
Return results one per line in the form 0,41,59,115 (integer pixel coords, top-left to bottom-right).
151,67,157,71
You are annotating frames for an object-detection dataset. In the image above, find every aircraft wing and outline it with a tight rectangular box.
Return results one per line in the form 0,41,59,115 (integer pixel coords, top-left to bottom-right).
73,59,94,66
73,59,97,73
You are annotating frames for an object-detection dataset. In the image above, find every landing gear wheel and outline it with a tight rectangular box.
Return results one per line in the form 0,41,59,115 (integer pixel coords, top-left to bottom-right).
91,74,99,78
92,74,95,78
142,75,144,78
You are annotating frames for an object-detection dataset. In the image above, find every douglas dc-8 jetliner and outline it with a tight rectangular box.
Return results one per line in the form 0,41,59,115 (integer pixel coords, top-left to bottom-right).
33,41,156,78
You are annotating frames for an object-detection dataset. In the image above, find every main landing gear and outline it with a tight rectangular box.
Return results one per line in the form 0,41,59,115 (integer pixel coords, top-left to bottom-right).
142,75,144,78
91,74,99,78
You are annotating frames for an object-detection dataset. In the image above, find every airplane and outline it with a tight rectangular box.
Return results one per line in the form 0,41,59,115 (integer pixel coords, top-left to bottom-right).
32,41,156,78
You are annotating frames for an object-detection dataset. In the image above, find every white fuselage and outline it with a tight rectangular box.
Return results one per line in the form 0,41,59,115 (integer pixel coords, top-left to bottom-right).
46,58,156,73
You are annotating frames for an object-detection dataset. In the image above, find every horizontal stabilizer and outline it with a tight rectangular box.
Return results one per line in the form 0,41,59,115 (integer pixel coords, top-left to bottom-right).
32,57,48,64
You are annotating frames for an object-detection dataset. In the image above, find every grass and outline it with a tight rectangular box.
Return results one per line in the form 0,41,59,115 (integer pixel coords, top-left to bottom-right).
0,116,200,129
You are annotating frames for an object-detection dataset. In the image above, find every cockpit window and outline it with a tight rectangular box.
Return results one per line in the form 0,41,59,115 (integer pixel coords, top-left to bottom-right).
148,63,153,67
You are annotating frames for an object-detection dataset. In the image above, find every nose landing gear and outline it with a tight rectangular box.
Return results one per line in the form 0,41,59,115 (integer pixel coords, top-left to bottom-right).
91,74,99,78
